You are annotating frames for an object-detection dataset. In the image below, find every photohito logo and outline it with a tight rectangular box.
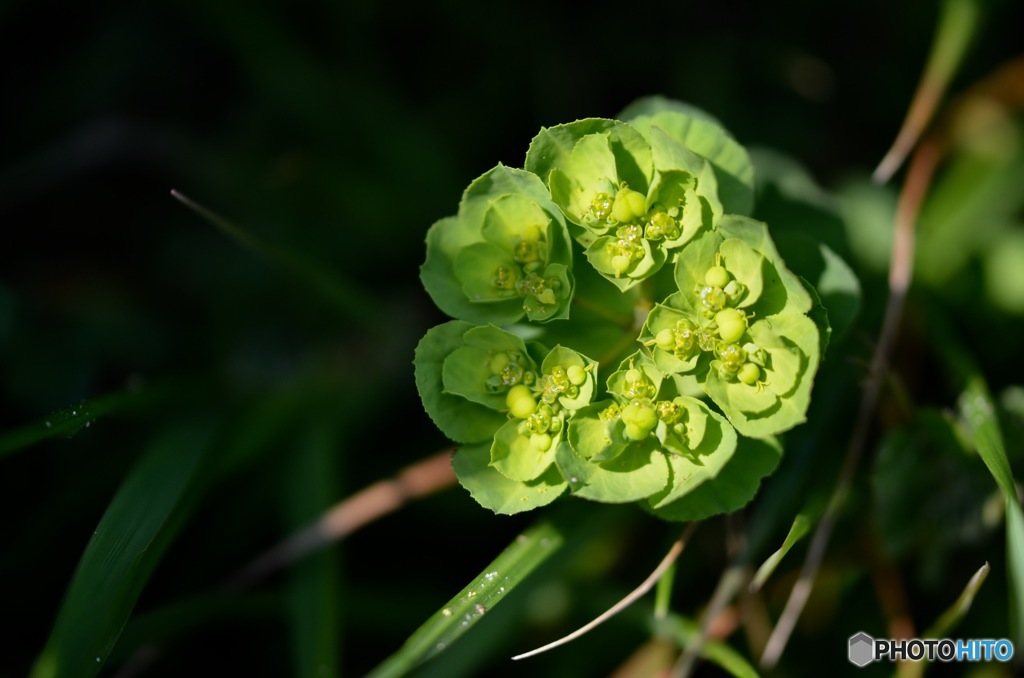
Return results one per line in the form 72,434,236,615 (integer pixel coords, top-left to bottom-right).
848,632,1014,667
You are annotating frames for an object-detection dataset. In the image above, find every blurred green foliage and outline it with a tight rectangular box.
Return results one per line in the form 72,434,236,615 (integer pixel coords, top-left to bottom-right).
3,0,1024,676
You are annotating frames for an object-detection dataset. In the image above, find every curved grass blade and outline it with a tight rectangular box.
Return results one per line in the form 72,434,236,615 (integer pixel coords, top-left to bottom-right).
959,377,1024,652
366,516,567,678
0,383,172,459
29,422,212,678
171,190,380,331
749,515,811,593
901,562,990,678
933,314,1024,649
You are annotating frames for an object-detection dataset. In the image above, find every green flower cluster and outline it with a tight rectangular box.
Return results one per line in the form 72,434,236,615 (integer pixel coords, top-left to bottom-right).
415,100,823,517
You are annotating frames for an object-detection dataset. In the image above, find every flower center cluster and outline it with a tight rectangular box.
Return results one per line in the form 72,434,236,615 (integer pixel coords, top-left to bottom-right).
584,183,686,278
489,223,563,311
599,365,687,444
691,259,768,388
484,351,536,394
505,361,590,452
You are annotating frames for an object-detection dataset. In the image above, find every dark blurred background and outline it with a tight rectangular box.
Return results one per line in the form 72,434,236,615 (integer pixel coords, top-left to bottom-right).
2,0,1023,676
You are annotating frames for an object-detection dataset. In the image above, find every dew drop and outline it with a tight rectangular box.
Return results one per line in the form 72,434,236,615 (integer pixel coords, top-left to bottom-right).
442,608,452,617
45,421,51,428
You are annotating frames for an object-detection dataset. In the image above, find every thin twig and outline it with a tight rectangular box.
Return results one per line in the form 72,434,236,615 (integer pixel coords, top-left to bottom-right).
226,447,457,591
873,0,979,183
759,139,941,669
672,565,748,677
672,514,747,677
512,522,699,661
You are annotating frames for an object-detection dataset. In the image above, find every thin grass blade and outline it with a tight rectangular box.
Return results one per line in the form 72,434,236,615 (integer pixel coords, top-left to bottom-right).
366,517,567,678
749,515,812,593
171,190,379,329
285,422,341,678
29,422,212,678
900,562,990,678
0,383,170,459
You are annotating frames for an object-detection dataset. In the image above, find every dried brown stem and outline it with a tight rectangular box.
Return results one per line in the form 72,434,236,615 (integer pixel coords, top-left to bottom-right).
512,523,698,661
226,448,457,591
760,139,941,669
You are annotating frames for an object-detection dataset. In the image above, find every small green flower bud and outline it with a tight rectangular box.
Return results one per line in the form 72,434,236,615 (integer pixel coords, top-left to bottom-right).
705,265,730,288
715,308,747,344
530,433,552,452
624,423,649,441
489,353,511,375
611,255,631,276
738,362,761,386
567,365,587,385
621,400,658,439
655,328,676,351
506,385,537,418
612,187,647,224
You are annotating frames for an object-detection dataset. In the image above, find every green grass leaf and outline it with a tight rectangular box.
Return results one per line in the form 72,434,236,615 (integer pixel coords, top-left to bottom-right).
750,514,811,592
366,515,567,677
285,422,341,678
959,377,1024,649
934,315,1024,649
0,383,172,459
30,422,213,678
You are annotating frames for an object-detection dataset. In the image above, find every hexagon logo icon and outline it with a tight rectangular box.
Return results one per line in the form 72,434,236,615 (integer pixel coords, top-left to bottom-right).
848,632,874,667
